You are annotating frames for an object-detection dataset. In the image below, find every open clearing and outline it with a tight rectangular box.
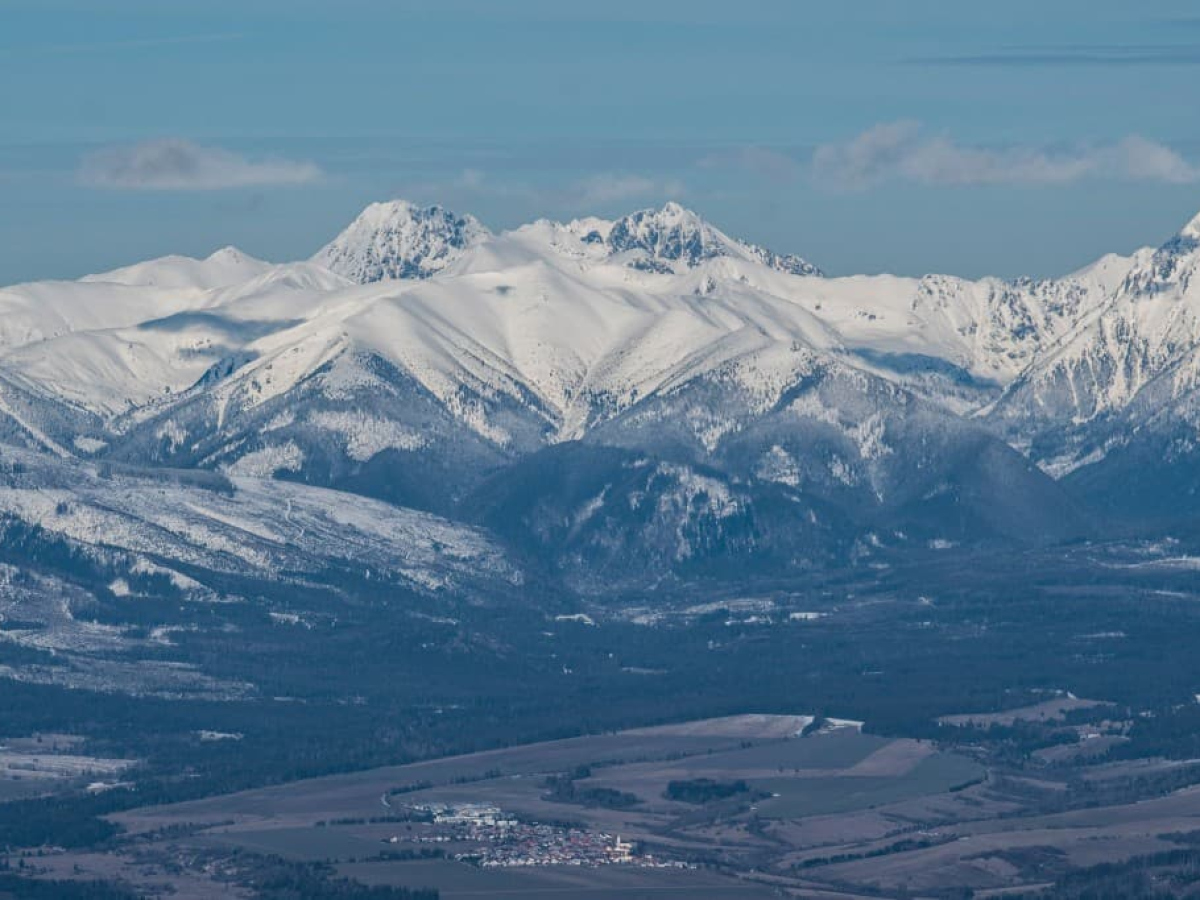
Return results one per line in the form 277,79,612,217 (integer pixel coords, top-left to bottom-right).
86,715,991,897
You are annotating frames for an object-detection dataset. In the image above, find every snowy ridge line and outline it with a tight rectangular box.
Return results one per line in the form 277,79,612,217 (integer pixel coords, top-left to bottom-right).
4,198,1200,492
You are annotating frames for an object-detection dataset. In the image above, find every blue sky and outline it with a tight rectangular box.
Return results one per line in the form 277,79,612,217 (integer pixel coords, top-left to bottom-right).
2,0,1200,282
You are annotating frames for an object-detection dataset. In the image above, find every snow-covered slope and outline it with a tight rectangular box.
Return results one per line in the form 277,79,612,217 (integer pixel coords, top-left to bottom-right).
0,199,1153,444
599,201,823,276
4,196,1199,585
81,246,271,290
0,247,277,358
968,210,1200,519
989,213,1200,473
0,262,354,415
1047,215,1200,418
0,443,520,597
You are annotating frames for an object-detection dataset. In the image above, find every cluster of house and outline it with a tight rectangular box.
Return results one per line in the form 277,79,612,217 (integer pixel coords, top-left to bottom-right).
403,802,690,869
463,821,635,868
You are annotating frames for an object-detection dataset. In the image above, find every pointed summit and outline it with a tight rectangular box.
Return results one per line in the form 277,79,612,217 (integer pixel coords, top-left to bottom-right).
80,246,270,290
606,202,726,269
1174,208,1200,245
1121,206,1200,294
313,200,490,283
604,202,821,276
206,246,250,265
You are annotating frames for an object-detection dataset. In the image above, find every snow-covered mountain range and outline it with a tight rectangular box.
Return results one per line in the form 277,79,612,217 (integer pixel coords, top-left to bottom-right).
1,198,1197,590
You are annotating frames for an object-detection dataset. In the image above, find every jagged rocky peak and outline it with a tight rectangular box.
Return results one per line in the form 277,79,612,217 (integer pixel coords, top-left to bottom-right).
1120,207,1200,296
312,200,491,283
1178,209,1200,244
741,239,824,277
604,201,822,276
1154,207,1200,262
606,201,710,257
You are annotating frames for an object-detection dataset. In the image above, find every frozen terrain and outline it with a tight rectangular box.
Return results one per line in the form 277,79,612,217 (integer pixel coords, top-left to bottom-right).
0,198,1197,593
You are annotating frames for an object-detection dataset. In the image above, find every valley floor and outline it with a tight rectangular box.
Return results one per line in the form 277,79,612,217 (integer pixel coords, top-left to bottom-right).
5,540,1200,897
13,710,1200,898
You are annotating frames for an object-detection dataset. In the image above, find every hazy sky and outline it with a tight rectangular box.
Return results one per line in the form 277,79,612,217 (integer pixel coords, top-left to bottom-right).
3,0,1200,282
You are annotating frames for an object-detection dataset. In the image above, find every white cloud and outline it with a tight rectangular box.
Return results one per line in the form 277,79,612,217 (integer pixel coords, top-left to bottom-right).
1111,134,1200,183
570,173,686,205
812,122,1200,190
80,139,322,191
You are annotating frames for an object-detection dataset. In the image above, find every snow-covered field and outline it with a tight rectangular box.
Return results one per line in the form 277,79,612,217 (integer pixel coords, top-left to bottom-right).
0,446,520,596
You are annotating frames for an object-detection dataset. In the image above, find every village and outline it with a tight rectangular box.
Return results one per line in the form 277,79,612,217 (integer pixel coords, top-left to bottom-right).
395,802,692,870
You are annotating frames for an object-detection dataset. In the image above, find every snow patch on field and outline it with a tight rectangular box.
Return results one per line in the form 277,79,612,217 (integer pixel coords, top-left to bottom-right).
308,410,426,460
222,441,304,477
262,409,295,432
155,420,188,453
1038,446,1107,479
0,445,520,600
788,392,840,426
757,445,802,487
829,455,856,486
656,463,739,519
573,489,608,530
445,393,511,447
73,436,108,453
852,413,892,460
555,613,596,626
130,557,204,592
313,349,400,402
